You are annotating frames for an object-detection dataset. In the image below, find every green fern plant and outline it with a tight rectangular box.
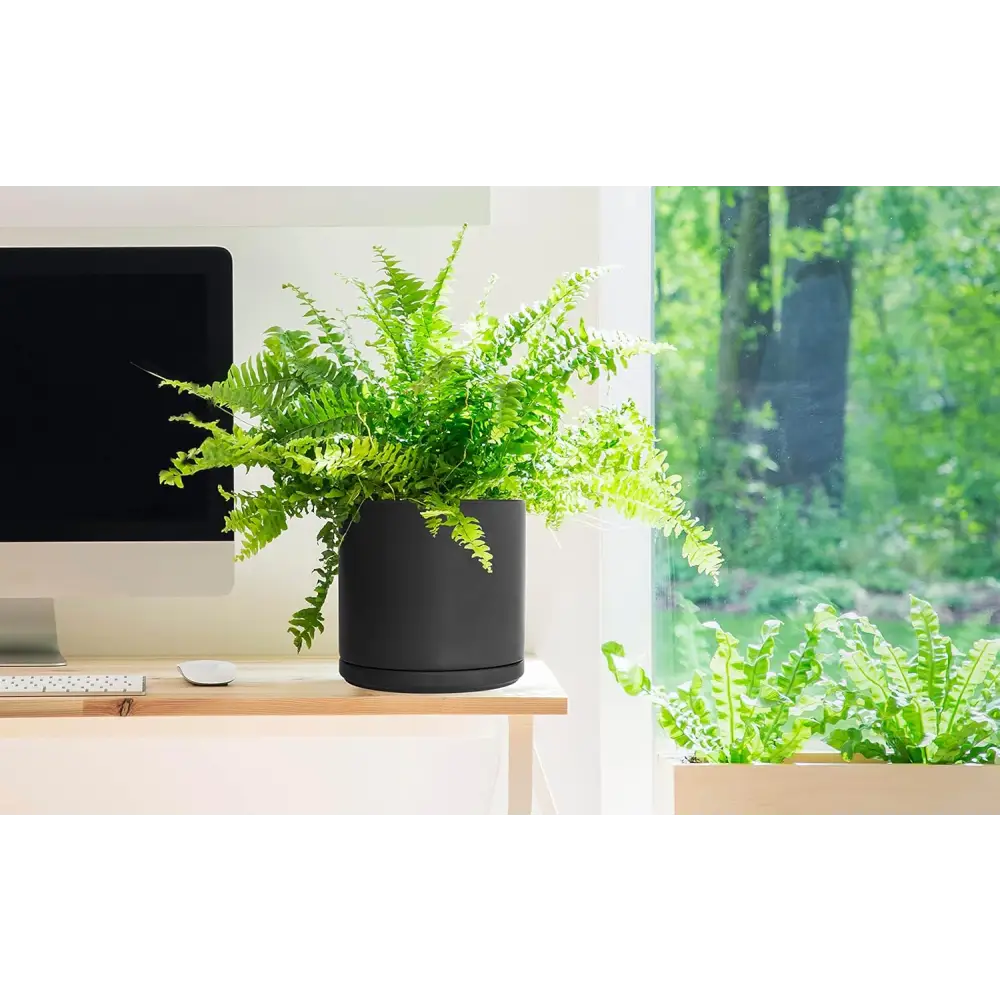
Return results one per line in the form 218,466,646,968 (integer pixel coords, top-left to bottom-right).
824,595,1000,763
601,605,839,762
158,227,722,650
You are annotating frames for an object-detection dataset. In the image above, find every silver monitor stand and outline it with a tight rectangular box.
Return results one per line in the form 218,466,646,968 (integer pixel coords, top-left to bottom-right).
0,599,67,667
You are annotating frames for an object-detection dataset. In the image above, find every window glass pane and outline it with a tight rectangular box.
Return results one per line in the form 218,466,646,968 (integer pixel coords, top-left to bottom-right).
653,186,1000,686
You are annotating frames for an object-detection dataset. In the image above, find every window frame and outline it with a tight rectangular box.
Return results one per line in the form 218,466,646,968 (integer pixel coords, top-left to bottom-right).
597,186,656,814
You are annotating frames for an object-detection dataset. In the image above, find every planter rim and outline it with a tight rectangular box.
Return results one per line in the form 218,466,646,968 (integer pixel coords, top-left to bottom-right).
669,756,996,768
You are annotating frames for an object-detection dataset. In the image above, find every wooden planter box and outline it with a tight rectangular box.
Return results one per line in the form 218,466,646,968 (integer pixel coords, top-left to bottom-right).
665,753,1000,815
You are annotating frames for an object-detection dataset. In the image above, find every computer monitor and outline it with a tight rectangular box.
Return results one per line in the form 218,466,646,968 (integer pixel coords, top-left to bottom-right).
0,246,235,665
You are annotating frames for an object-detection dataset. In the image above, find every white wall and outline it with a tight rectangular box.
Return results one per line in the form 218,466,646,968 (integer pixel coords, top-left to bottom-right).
0,187,608,814
0,187,491,228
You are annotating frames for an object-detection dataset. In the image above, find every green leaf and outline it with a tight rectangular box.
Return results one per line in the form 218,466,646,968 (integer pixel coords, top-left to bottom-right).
705,621,747,748
839,633,892,707
830,600,1000,763
756,618,826,752
929,717,999,764
655,702,700,753
530,402,723,580
601,642,726,757
604,613,832,764
743,619,782,698
420,504,492,571
910,594,952,726
287,520,341,651
676,670,715,732
827,727,889,761
769,718,815,762
942,638,1000,736
601,641,652,697
868,628,913,699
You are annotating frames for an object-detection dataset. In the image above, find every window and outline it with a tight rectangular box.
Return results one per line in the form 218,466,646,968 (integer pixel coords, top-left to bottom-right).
653,187,1000,686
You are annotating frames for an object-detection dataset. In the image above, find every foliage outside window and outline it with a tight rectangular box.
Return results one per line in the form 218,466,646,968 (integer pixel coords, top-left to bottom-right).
654,186,1000,686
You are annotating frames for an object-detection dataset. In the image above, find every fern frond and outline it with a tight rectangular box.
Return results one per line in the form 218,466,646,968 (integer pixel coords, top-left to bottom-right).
489,380,526,443
223,484,298,560
267,377,373,442
493,325,665,470
281,283,374,378
602,630,825,764
288,520,341,651
930,715,1000,763
743,619,782,699
159,417,277,486
773,618,827,702
528,402,723,579
839,621,894,705
477,266,606,365
770,718,816,760
523,319,664,390
160,324,345,418
414,225,466,365
910,595,952,728
424,225,466,320
311,436,431,487
466,273,498,335
411,349,469,396
368,246,432,378
601,640,652,696
345,274,417,381
282,282,336,334
160,351,299,415
756,610,831,751
373,247,428,319
601,641,723,759
827,728,891,761
420,503,492,571
942,638,1000,736
676,670,716,735
837,612,934,750
869,625,914,697
652,700,702,753
705,622,746,748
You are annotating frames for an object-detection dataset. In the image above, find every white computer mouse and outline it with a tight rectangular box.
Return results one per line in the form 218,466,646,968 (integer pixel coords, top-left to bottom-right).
177,659,238,686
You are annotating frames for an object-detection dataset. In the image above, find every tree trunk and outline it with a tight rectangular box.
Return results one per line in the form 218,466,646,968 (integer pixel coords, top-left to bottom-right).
699,187,774,525
715,186,774,440
769,186,853,501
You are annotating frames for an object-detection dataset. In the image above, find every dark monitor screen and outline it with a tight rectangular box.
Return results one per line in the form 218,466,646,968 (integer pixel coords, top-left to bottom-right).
0,247,234,542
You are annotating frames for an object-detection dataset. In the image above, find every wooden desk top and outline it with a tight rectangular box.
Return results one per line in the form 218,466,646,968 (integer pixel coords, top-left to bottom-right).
0,657,567,719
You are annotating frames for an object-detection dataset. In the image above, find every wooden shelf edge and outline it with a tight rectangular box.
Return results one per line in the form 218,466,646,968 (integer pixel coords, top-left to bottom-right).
0,655,568,719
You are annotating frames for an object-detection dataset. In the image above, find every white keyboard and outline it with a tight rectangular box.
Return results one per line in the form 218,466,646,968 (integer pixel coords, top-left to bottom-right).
0,674,146,697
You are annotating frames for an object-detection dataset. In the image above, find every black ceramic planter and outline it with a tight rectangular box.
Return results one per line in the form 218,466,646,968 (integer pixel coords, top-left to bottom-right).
337,499,526,693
